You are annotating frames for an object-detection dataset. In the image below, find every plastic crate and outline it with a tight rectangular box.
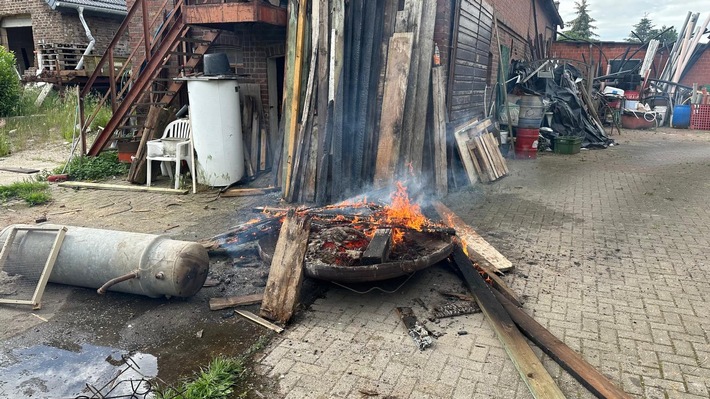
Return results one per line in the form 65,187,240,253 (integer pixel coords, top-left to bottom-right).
553,136,582,154
690,104,710,130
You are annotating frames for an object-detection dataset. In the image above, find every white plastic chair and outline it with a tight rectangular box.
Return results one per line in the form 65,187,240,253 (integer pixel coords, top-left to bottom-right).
146,119,195,192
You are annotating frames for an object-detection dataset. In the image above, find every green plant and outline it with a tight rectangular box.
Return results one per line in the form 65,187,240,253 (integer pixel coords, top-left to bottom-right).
154,335,270,399
155,356,246,399
0,46,21,117
60,151,128,181
0,180,51,206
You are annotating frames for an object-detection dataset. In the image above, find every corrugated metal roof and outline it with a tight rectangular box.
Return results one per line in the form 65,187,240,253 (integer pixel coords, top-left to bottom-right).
45,0,127,15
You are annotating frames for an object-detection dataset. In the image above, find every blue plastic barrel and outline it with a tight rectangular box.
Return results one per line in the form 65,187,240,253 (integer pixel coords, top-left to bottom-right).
672,105,691,128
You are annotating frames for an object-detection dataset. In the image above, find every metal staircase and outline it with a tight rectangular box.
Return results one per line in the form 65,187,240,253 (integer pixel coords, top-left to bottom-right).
79,0,220,156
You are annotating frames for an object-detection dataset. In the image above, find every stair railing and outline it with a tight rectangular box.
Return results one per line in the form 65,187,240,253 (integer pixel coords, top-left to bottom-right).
79,0,184,155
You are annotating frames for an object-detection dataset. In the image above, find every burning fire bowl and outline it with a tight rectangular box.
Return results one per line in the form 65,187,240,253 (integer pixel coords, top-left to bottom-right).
259,230,453,283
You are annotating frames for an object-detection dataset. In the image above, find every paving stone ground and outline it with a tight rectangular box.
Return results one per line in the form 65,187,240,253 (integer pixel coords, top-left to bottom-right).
256,128,710,399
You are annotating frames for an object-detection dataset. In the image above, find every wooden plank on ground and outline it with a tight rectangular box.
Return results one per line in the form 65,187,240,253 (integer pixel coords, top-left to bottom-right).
58,181,188,195
431,66,448,195
236,309,284,333
259,212,311,324
433,201,513,273
361,228,392,265
0,167,40,174
452,246,565,399
493,290,632,399
478,263,522,307
374,32,414,187
220,187,278,197
396,306,433,350
209,293,264,311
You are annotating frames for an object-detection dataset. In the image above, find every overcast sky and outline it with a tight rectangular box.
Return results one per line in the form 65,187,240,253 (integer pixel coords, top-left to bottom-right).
556,1,709,42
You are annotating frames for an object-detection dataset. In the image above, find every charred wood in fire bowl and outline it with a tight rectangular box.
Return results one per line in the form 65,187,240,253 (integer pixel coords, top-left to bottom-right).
260,212,311,324
361,228,392,265
201,217,282,251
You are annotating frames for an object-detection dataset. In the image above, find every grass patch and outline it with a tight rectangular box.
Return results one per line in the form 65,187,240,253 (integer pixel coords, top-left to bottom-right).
0,86,111,156
0,180,51,206
60,151,128,181
154,336,270,399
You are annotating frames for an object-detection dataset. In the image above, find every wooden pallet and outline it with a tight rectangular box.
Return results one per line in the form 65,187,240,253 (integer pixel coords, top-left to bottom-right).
453,118,508,184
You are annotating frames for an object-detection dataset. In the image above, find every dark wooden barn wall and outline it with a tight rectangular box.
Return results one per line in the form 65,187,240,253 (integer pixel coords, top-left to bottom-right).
447,0,493,123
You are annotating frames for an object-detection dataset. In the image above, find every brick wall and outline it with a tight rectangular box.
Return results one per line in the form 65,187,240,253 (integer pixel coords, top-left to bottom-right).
680,49,710,87
550,41,672,81
0,0,126,58
488,0,561,83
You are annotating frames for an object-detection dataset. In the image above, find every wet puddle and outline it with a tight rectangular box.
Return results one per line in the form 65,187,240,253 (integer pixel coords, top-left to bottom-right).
0,343,157,398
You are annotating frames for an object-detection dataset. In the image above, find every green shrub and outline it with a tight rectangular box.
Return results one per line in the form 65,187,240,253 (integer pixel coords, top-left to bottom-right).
0,46,20,117
60,151,128,181
0,180,51,206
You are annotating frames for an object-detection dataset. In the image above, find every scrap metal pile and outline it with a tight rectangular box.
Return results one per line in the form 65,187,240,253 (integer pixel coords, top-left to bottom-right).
510,60,614,148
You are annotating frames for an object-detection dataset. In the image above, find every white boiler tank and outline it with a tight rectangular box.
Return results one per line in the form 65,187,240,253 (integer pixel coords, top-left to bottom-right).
185,76,244,186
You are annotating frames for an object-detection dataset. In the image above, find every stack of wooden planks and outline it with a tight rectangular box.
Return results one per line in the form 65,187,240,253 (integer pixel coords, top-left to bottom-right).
453,118,508,184
240,85,272,180
278,0,457,204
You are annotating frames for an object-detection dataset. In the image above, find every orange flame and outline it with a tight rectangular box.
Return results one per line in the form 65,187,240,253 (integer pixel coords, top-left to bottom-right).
382,182,427,244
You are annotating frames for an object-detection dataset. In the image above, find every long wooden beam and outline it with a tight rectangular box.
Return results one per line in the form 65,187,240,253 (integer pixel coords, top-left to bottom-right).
452,246,565,399
493,290,632,399
184,3,287,26
433,201,513,273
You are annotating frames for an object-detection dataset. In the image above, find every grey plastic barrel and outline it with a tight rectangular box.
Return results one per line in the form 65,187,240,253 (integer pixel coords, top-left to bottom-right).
0,224,209,298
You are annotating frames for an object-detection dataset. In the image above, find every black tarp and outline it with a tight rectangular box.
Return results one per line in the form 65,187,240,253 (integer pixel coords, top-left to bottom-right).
509,61,613,148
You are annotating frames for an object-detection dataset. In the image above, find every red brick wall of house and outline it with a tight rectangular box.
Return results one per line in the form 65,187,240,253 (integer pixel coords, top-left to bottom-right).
125,0,285,132
0,0,126,58
680,49,710,87
550,41,672,82
488,0,561,83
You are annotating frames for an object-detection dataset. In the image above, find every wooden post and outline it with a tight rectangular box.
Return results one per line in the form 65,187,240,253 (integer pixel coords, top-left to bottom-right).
432,66,448,196
259,212,311,324
374,32,414,188
283,0,309,199
408,0,437,174
452,246,565,399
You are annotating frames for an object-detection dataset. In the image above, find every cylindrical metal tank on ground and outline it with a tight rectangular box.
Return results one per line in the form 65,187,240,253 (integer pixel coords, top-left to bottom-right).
0,224,209,298
185,76,244,186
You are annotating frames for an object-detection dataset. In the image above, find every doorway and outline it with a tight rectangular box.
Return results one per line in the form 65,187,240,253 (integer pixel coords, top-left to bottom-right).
1,16,35,74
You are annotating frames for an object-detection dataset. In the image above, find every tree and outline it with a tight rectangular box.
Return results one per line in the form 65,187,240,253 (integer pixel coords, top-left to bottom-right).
0,46,21,117
626,14,678,44
626,14,654,42
562,0,598,41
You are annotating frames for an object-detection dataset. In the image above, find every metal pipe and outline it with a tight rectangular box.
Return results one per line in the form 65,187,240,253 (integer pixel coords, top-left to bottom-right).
55,1,127,16
97,271,139,294
0,225,209,298
75,7,96,70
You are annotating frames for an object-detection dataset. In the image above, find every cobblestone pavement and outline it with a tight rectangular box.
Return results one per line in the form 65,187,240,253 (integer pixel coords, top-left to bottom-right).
256,128,710,399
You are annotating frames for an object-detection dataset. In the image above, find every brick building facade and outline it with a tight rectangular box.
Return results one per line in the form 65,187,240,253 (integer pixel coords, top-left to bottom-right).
433,0,562,121
550,40,709,87
0,0,127,74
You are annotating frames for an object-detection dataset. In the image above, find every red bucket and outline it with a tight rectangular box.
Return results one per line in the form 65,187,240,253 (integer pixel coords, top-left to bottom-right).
514,127,539,159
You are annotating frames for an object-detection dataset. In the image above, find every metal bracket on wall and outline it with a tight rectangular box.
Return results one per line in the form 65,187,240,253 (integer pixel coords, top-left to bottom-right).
0,226,67,310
